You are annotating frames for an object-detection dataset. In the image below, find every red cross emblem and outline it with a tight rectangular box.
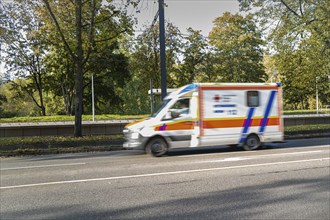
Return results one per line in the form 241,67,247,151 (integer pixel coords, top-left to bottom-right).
213,95,221,102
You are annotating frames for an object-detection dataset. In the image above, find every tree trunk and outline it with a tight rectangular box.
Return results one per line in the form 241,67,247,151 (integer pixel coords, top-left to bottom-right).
37,70,46,116
74,0,83,137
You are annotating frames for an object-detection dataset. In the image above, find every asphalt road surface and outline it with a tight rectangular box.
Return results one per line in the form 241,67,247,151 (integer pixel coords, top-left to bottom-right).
1,137,329,220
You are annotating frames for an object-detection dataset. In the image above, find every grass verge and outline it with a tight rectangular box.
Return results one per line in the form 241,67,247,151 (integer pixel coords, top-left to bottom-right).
0,114,149,123
0,135,124,157
284,124,330,138
284,110,330,115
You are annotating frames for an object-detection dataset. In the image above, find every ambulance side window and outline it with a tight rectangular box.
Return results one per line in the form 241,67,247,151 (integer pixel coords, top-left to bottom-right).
163,98,190,121
247,91,259,107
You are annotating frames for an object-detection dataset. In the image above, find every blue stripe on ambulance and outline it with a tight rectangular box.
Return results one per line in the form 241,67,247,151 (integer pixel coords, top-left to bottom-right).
179,83,198,94
239,107,255,144
259,90,277,134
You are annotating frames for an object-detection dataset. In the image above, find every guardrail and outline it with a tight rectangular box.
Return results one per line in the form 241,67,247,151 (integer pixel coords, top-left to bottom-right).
0,120,134,138
0,115,329,138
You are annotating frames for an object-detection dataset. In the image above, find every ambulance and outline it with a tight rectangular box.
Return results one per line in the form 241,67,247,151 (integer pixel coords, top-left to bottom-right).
123,83,284,156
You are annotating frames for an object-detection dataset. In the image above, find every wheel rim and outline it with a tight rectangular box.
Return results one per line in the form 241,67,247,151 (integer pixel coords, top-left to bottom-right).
151,141,165,154
247,137,257,147
246,135,260,150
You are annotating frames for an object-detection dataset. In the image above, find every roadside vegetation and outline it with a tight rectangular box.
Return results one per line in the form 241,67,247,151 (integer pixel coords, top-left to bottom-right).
0,114,148,123
283,110,330,115
0,135,124,156
284,124,330,138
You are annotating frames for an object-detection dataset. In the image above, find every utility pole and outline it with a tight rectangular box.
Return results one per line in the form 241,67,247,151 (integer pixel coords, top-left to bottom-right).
316,76,319,114
159,0,167,100
150,79,154,114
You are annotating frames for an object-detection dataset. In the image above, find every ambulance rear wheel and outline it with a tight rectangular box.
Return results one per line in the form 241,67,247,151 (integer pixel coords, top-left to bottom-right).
146,137,168,157
243,134,261,151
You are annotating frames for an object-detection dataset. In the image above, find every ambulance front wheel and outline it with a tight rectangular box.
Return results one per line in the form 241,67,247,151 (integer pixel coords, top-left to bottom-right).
243,134,261,151
145,137,168,157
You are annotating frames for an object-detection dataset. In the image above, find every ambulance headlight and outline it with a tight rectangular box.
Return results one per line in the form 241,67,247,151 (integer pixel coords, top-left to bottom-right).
131,132,140,139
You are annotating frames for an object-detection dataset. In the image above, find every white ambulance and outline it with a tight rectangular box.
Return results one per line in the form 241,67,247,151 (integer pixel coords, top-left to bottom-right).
123,83,284,156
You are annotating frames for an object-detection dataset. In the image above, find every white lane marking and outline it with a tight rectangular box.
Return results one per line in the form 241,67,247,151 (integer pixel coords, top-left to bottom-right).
0,163,86,171
202,150,326,163
223,157,250,162
1,158,329,190
177,145,330,158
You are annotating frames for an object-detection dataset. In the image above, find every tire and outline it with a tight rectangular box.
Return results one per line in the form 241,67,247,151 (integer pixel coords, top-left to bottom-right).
243,134,261,151
145,137,168,157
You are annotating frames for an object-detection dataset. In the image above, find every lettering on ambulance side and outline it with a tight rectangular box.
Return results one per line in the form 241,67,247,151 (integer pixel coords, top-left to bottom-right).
212,93,238,115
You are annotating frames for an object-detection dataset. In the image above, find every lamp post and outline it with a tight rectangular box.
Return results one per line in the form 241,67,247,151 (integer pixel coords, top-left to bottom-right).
150,79,154,114
271,67,277,83
316,76,319,114
92,74,95,121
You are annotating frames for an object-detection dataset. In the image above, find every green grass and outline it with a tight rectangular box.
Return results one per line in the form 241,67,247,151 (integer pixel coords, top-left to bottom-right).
284,110,330,115
0,135,123,147
0,114,149,123
284,124,330,132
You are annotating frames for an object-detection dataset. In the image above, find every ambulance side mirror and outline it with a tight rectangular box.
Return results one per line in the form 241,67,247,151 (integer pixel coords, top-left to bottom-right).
163,110,180,121
171,111,180,119
163,111,172,120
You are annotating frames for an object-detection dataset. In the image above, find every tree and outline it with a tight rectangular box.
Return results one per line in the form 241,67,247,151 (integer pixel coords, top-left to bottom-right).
44,47,76,115
126,22,182,113
83,41,130,114
130,22,182,89
209,12,266,82
239,0,330,109
39,0,134,136
0,0,47,115
0,79,38,117
173,28,208,86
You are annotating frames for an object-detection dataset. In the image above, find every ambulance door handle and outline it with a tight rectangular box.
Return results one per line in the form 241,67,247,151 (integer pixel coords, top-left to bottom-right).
184,121,193,125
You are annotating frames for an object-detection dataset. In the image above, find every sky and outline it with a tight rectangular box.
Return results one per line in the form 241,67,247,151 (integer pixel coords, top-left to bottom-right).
132,0,240,36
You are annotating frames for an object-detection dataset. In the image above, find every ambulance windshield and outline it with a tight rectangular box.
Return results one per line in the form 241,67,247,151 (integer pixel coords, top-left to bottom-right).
151,99,171,118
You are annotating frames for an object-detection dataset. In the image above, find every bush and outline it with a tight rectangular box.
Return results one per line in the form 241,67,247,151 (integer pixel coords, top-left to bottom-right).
0,109,18,118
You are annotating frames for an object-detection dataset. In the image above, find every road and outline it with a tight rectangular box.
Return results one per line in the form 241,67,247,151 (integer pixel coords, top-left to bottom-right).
1,137,329,220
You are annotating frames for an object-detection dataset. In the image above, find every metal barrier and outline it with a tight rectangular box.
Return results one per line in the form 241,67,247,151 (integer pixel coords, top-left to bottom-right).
0,120,133,138
0,115,329,138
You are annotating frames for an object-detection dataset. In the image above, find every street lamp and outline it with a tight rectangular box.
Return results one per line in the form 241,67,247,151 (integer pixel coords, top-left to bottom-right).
271,67,278,83
92,74,95,121
316,76,319,114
